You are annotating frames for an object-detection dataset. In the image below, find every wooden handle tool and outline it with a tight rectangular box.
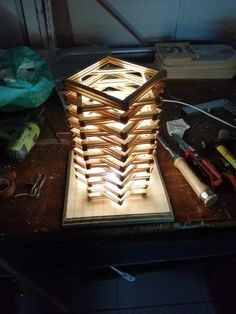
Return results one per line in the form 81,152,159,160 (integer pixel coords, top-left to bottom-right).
158,136,218,206
174,156,218,206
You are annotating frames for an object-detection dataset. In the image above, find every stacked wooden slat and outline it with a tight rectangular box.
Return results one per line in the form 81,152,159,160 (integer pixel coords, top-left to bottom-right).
64,56,166,205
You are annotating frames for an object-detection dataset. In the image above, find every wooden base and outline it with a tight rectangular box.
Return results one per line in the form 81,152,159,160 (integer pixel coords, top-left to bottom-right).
63,151,174,226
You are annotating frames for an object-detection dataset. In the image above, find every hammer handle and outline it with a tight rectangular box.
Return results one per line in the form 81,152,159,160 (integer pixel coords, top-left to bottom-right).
174,157,218,206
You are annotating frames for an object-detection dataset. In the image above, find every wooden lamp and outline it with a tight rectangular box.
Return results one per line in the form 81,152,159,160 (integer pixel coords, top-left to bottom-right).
64,56,166,205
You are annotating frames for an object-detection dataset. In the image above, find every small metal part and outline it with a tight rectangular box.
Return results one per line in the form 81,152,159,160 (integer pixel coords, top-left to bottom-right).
171,134,194,152
30,173,46,198
200,189,218,207
110,266,135,282
14,173,46,198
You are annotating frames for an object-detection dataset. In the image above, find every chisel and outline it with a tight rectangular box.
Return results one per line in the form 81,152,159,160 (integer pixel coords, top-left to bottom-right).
157,136,218,206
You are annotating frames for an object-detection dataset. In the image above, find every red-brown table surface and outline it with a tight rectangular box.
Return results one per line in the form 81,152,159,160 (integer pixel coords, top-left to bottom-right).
0,79,236,237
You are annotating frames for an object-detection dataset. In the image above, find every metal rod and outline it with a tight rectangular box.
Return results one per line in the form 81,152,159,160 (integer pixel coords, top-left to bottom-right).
96,0,147,46
112,46,154,54
54,46,154,58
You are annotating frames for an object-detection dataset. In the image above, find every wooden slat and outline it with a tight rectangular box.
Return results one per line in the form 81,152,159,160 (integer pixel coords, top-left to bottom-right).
124,71,167,106
64,56,167,205
51,0,74,47
107,56,158,76
65,80,127,110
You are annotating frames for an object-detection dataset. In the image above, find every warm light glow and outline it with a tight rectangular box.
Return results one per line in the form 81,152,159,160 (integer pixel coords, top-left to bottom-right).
103,90,130,100
106,172,119,182
65,56,166,205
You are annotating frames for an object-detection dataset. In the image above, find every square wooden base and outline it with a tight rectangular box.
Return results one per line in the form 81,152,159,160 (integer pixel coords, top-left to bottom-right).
63,151,174,226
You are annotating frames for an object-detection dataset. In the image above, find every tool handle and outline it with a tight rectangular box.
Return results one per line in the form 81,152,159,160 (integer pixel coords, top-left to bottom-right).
216,145,236,170
185,151,222,188
174,157,218,206
172,134,222,188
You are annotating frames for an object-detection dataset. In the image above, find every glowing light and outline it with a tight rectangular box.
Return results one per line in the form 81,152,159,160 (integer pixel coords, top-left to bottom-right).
65,56,166,205
106,172,119,182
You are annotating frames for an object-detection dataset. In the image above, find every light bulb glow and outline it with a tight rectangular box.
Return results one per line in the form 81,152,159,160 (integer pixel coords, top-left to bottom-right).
65,56,166,204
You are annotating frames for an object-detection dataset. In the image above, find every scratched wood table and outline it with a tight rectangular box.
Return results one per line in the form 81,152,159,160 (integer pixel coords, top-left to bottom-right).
0,80,236,236
159,79,236,227
0,92,71,235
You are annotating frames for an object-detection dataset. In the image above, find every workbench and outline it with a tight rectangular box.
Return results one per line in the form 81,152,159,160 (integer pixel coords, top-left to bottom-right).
1,78,236,234
0,78,236,312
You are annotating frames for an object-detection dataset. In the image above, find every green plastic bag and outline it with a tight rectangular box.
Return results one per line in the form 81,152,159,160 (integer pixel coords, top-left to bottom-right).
0,46,54,112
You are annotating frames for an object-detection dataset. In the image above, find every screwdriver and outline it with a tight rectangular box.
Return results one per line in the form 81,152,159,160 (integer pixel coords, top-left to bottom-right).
157,136,218,207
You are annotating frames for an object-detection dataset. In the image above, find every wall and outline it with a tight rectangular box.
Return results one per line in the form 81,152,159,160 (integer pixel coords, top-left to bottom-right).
0,1,25,48
0,0,236,49
67,0,236,47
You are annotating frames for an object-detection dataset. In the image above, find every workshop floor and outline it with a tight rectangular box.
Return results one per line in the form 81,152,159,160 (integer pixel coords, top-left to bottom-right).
4,256,234,314
49,264,216,314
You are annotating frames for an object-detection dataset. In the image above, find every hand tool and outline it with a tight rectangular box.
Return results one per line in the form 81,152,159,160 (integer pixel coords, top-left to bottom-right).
157,136,218,206
171,134,223,190
0,111,45,162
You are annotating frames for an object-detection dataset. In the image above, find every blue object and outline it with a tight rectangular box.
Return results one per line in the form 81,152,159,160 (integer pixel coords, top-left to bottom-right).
0,46,54,112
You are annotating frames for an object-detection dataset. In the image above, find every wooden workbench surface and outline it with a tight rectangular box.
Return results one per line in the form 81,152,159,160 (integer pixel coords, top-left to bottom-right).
0,79,236,236
158,79,236,225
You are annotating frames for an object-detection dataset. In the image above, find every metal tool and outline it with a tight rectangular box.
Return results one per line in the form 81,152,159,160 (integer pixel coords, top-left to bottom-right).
158,136,218,206
171,134,223,189
110,266,135,282
14,173,46,198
